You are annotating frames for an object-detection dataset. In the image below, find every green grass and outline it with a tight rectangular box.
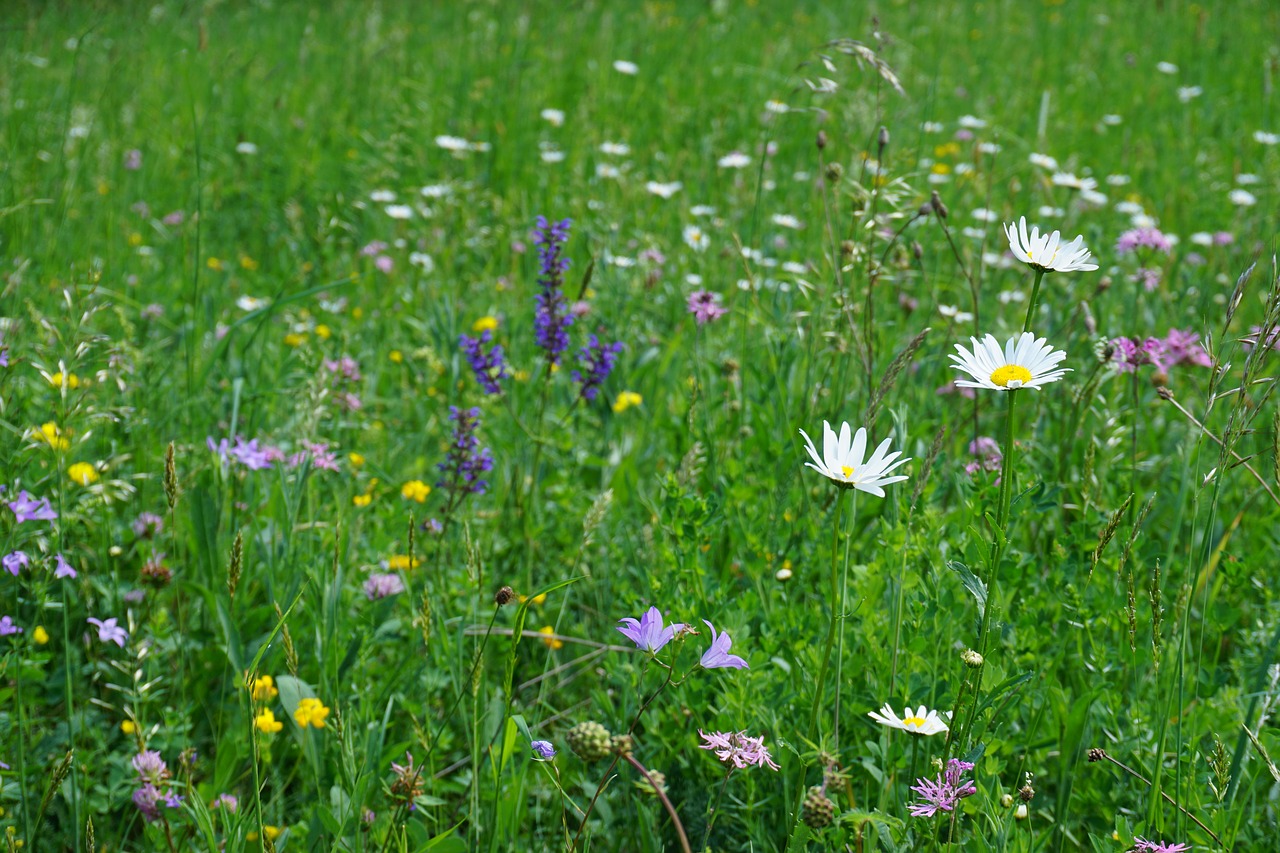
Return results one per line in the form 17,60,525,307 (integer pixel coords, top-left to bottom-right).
1,0,1278,850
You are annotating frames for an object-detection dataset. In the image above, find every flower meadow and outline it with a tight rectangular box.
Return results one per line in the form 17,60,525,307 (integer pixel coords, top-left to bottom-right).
2,1,1279,850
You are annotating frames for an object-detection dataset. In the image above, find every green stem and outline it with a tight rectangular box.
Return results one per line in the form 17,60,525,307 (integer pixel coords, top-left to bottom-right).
807,489,848,742
1022,269,1046,333
702,770,734,850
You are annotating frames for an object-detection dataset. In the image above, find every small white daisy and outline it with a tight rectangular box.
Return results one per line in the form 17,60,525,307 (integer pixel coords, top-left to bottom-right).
1106,174,1131,186
950,332,1071,392
540,108,565,127
1156,61,1178,74
409,252,435,272
235,141,258,155
958,115,987,129
385,205,414,220
868,703,950,736
1102,114,1123,126
595,163,621,179
1004,217,1098,273
972,208,999,223
1176,85,1202,103
420,184,452,198
434,135,470,152
717,151,751,169
612,59,638,75
1029,152,1058,170
370,189,396,203
1229,189,1257,207
764,100,789,114
689,205,716,217
599,141,630,156
1190,232,1213,247
922,121,944,133
1254,130,1280,145
683,224,709,252
645,180,683,199
771,213,803,230
797,421,911,496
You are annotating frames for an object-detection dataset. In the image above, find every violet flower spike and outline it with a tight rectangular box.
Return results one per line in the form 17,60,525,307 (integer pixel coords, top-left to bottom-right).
572,335,624,402
532,216,575,365
616,606,685,654
699,620,749,669
460,330,510,395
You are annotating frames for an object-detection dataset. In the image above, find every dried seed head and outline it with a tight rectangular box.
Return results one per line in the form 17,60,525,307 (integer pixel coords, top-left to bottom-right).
1087,747,1107,762
494,586,515,607
824,161,844,183
816,130,828,150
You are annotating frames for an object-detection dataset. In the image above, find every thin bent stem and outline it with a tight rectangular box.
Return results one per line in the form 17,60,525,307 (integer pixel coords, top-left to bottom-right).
622,753,693,853
807,488,848,742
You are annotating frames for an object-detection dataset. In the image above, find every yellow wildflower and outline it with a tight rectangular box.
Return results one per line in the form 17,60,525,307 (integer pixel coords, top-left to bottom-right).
538,626,564,650
348,452,365,468
612,391,642,413
514,370,530,382
121,720,136,734
33,626,49,645
49,372,81,389
314,323,331,340
254,708,283,734
67,462,99,485
206,257,224,271
294,697,330,729
389,350,404,364
31,423,70,451
251,675,278,702
401,480,431,502
283,332,307,347
352,493,372,507
127,233,143,247
352,307,364,320
930,163,952,175
519,593,548,606
387,555,421,571
239,255,259,271
246,826,282,842
472,315,499,333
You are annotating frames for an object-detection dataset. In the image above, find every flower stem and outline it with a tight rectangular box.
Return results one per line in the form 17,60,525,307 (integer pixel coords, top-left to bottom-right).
807,488,848,742
622,753,693,853
1022,268,1046,333
702,770,734,849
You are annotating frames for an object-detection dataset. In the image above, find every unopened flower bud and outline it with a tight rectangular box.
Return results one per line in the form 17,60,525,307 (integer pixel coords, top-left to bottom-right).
911,241,923,261
1000,794,1014,808
962,648,983,668
877,126,890,149
824,162,844,183
1087,747,1107,762
930,191,948,220
816,130,828,150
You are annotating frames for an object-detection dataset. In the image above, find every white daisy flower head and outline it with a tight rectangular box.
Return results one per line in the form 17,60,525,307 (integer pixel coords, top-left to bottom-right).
434,135,470,152
922,121,944,133
385,204,414,220
236,141,259,156
683,224,709,252
797,420,911,496
600,141,630,156
950,332,1071,392
1102,114,1123,126
868,703,950,736
1004,216,1098,273
370,189,396,203
717,151,750,169
1230,189,1257,207
771,213,803,229
645,180,683,198
1156,61,1178,74
1029,152,1058,170
612,59,638,75
765,99,790,114
958,115,987,129
540,108,565,126
1176,86,1202,103
595,163,621,179
1254,130,1280,145
1115,203,1145,219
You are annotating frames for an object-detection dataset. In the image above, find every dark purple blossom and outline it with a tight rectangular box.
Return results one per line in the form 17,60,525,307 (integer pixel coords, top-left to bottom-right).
572,335,624,402
460,331,510,394
909,758,977,818
436,407,495,501
533,216,575,365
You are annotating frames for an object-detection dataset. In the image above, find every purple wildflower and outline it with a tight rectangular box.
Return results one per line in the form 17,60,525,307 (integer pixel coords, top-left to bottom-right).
7,491,58,524
1115,227,1173,255
213,793,239,812
0,335,8,367
132,750,169,785
124,149,142,170
132,512,164,539
132,784,164,822
436,406,495,501
687,290,729,324
364,573,406,600
572,335,624,402
909,758,977,818
1213,231,1234,245
460,331,510,394
533,216,575,365
965,437,1002,477
698,730,780,771
0,616,22,636
530,740,557,760
162,210,185,226
699,620,749,670
1135,267,1161,292
141,303,164,319
1244,324,1280,352
54,554,77,579
87,617,128,647
421,518,444,535
288,441,340,472
360,240,388,257
3,552,30,577
1131,839,1191,853
616,606,686,654
323,356,363,384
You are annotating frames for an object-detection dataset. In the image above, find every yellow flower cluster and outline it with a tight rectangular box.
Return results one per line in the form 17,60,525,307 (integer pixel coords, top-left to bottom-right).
387,555,421,571
30,422,70,451
612,391,642,413
254,708,283,734
294,697,330,728
252,674,279,701
67,463,100,485
401,480,431,502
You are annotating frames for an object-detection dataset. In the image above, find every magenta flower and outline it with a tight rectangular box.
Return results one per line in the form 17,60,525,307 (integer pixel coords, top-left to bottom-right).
7,491,58,524
132,512,165,539
132,750,169,785
909,758,977,817
213,793,238,812
617,606,685,654
0,616,22,636
687,290,728,324
364,573,406,600
697,730,780,770
3,551,30,577
54,554,77,579
699,620,748,669
1115,227,1172,255
87,617,128,647
1131,838,1190,853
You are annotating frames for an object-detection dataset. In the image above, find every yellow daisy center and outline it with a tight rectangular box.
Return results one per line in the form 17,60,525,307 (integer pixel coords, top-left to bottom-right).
990,364,1033,387
903,715,927,728
840,465,855,479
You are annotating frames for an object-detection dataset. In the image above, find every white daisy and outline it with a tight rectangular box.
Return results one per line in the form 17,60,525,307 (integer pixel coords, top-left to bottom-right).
540,108,565,127
1254,130,1279,145
540,148,566,163
235,141,258,155
1237,173,1261,185
1114,201,1143,215
645,181,683,198
689,205,716,217
1004,217,1098,273
765,100,789,114
236,296,266,311
958,115,987,129
385,205,414,220
1079,189,1108,206
420,184,452,198
612,59,638,75
950,332,1071,392
683,224,709,252
1190,232,1213,247
717,151,751,169
1102,114,1123,126
972,208,998,223
434,135,470,152
1156,61,1178,74
868,703,950,736
370,189,396,203
600,141,630,156
771,213,802,229
409,252,435,272
1029,152,1058,170
1229,189,1257,207
1106,174,1131,186
1051,172,1098,192
978,142,1002,154
922,121,944,133
1176,86,1202,103
797,421,910,496
595,163,621,179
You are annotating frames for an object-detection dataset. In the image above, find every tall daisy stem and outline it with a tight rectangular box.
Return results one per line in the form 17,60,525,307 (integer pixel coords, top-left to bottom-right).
1022,268,1046,333
807,489,848,742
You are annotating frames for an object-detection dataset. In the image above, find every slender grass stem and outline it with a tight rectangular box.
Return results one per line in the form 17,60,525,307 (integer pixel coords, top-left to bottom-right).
807,488,848,742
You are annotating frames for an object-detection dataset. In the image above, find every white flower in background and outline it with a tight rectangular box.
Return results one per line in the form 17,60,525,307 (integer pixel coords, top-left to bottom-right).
955,163,974,175
608,254,636,268
765,100,789,114
1229,189,1257,206
782,261,807,275
972,208,998,223
1190,232,1213,247
385,205,414,220
1237,173,1260,185
958,115,987,129
961,227,986,240
1005,217,1097,273
1106,174,1131,186
686,273,703,285
792,171,811,181
939,304,975,323
771,214,802,229
1080,188,1108,206
1051,172,1098,192
798,421,911,496
978,142,1002,154
409,252,434,272
1254,130,1279,145
683,224,710,252
1029,153,1058,170
539,146,566,164
434,135,470,151
718,151,751,169
922,121,944,133
1102,114,1123,125
950,332,1070,391
469,141,491,152
370,189,396,203
1157,61,1178,74
421,184,452,198
1114,201,1144,215
1177,86,1203,102
868,703,950,736
237,296,266,311
690,205,716,217
236,141,259,155
1130,213,1156,228
595,164,621,179
645,180,683,198
600,141,630,156
1036,206,1065,218
928,172,951,184
540,108,565,126
998,290,1026,304
613,59,639,75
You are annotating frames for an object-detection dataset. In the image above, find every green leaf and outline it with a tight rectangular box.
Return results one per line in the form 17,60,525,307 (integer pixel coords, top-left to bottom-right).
947,560,988,617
